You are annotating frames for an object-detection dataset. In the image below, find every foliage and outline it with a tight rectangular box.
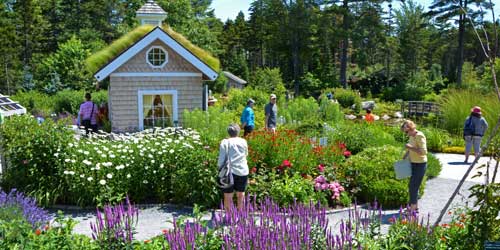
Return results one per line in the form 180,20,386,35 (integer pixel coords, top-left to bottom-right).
90,197,138,249
0,189,51,229
0,116,75,206
86,24,220,74
280,97,321,125
420,126,452,152
383,209,438,249
326,122,398,155
464,183,500,249
183,106,238,146
343,145,433,207
36,36,92,92
331,88,362,112
299,72,326,98
318,96,342,123
248,67,286,97
438,89,499,136
59,127,219,207
268,173,319,207
12,90,108,116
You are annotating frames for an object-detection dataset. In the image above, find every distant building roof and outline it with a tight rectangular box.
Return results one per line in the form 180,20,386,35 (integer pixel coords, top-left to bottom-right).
0,94,26,117
136,0,167,15
223,71,247,85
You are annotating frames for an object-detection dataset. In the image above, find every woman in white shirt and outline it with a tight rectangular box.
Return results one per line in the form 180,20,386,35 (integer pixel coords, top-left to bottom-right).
218,124,249,211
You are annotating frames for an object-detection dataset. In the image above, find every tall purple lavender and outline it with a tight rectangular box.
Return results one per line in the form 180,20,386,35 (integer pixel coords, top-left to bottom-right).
90,196,139,247
0,189,51,229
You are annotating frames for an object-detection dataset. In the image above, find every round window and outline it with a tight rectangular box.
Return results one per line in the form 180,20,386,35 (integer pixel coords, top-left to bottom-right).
147,47,167,67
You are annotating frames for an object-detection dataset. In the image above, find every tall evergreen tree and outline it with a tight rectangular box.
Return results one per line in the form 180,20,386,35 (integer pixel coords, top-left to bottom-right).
427,0,486,86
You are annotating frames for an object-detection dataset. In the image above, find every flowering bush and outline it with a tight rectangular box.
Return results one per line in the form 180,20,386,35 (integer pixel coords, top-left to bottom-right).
0,189,51,229
91,196,139,249
247,130,346,177
0,115,74,206
60,127,219,206
313,175,347,206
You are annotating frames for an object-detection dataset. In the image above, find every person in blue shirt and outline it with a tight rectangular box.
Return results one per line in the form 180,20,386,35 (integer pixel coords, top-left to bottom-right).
240,99,255,137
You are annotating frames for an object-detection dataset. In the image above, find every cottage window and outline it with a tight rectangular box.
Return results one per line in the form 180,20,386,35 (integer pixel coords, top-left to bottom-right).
138,90,178,130
147,46,168,68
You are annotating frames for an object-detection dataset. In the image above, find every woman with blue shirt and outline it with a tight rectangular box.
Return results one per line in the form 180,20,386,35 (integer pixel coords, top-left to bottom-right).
240,99,255,137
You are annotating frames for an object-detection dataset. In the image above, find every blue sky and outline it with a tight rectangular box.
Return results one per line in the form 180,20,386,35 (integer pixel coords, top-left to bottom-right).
210,0,499,22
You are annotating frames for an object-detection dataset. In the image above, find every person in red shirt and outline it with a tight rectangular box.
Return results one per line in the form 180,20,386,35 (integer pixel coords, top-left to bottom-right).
365,109,374,123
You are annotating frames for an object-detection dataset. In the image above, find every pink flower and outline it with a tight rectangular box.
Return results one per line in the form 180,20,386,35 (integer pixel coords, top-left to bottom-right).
250,167,257,174
314,183,321,191
315,175,326,184
317,164,325,172
321,184,329,190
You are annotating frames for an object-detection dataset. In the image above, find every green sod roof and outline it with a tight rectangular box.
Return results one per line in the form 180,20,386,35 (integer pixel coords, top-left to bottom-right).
86,24,220,75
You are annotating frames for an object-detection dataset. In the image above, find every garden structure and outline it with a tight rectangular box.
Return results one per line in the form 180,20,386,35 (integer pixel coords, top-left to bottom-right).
89,0,219,132
223,71,247,90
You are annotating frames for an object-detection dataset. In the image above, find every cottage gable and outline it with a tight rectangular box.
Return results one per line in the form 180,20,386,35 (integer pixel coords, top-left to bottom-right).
94,27,218,81
114,40,199,75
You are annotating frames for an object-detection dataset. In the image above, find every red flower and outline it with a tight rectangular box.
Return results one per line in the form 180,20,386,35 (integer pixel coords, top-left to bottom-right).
251,167,257,174
162,229,168,234
282,160,291,168
343,151,351,158
35,229,41,235
339,143,346,150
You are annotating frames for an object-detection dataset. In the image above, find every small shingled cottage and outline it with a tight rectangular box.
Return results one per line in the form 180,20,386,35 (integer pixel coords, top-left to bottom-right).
88,0,219,132
222,71,247,90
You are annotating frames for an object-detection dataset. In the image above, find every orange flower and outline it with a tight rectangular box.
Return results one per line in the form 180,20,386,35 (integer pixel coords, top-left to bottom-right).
388,217,395,224
144,240,151,244
401,219,407,225
441,223,449,228
440,236,447,242
35,229,41,235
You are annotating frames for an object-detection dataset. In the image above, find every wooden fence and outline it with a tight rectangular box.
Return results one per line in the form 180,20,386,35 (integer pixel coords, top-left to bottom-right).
401,101,440,117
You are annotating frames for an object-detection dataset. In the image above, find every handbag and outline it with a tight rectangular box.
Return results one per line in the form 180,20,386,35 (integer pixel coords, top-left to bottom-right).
394,159,411,179
217,140,234,188
394,150,412,180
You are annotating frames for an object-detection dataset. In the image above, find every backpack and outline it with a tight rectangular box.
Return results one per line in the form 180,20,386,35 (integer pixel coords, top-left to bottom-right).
463,117,475,136
217,140,234,189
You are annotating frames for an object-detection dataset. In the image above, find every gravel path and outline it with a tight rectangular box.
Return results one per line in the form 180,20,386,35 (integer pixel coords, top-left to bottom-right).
61,153,497,240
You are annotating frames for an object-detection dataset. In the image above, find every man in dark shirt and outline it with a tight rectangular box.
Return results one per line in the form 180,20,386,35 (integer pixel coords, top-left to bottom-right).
265,94,278,133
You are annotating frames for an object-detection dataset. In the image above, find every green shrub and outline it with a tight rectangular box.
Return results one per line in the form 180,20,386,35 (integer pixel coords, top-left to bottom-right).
0,116,74,206
248,67,286,97
420,127,452,152
268,173,319,207
326,122,398,154
183,107,239,146
319,97,342,123
343,145,438,208
11,91,55,116
332,88,362,112
280,97,320,125
426,154,441,179
54,90,108,115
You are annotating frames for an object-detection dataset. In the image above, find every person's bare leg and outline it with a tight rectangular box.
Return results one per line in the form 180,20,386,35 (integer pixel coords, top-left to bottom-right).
410,203,418,212
236,192,245,209
224,193,234,211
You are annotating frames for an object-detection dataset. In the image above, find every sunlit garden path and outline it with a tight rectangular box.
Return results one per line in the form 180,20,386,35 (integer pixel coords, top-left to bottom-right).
60,153,497,240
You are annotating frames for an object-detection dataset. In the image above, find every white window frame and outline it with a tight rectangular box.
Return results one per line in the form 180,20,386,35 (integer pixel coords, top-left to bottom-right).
138,90,178,130
146,46,168,68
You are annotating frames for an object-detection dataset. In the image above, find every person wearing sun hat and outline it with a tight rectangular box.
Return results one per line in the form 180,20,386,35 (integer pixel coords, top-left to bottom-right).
265,94,278,133
240,98,255,137
463,106,489,163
